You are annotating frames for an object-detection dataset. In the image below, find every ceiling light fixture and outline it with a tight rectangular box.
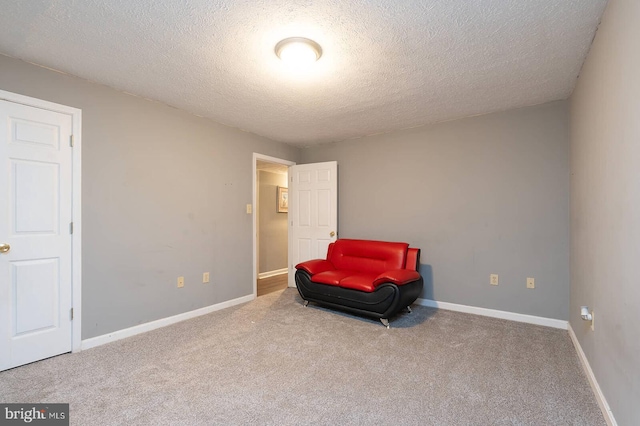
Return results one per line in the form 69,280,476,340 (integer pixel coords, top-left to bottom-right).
275,37,322,69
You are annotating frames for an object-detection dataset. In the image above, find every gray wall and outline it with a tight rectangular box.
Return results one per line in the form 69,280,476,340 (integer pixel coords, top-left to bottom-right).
301,102,570,320
0,54,298,339
569,0,640,423
258,170,288,273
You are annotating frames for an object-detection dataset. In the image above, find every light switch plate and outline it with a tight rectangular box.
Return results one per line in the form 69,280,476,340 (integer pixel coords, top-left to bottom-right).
246,204,252,214
177,276,185,288
203,272,210,283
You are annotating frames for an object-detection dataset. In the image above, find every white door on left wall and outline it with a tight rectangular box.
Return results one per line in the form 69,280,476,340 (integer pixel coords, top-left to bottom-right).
0,100,73,371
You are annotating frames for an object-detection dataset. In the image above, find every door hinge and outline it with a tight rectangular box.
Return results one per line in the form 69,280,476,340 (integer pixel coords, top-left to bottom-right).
70,308,74,320
70,135,74,147
70,222,74,234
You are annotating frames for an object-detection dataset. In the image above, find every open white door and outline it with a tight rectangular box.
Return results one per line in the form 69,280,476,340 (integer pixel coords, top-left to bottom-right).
288,161,338,287
0,99,74,371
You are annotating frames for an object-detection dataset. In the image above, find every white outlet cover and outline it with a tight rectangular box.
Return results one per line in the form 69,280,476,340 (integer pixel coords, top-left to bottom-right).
490,274,499,286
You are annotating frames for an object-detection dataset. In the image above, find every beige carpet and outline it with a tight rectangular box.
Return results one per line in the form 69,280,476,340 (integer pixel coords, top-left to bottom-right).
0,289,604,425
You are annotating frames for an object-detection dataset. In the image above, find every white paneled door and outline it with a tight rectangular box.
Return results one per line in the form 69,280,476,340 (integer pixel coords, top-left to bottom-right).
288,161,338,286
0,100,73,371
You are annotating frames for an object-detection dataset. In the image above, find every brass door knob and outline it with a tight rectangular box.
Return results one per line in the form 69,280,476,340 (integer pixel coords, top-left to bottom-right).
0,243,10,253
329,231,335,237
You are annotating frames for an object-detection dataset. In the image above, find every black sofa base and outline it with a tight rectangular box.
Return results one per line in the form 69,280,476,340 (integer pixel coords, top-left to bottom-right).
295,270,423,323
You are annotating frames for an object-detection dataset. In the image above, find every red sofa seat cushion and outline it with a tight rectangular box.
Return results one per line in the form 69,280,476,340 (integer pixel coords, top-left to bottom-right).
339,273,378,292
311,270,355,286
310,271,419,292
311,272,379,292
328,239,409,274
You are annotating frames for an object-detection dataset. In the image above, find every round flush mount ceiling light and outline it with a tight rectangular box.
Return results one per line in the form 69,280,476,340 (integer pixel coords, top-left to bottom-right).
275,37,322,69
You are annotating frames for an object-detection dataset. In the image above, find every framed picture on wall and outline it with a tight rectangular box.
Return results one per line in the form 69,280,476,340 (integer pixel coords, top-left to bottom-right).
277,186,288,213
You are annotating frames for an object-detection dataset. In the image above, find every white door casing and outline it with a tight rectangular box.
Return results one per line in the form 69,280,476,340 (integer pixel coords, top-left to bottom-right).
0,91,81,371
289,161,338,287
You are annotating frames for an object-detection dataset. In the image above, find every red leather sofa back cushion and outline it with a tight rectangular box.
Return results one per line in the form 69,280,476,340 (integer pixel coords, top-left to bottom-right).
327,239,409,275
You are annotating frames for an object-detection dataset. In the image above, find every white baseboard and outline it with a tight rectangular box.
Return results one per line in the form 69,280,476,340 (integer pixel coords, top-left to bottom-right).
415,298,568,329
258,268,288,279
568,324,617,426
81,294,255,350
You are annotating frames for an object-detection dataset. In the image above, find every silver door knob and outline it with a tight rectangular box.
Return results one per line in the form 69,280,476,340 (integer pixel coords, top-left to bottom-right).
0,243,10,253
329,231,335,237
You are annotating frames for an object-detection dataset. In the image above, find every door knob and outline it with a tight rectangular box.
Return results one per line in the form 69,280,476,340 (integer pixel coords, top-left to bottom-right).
329,231,335,237
0,243,10,253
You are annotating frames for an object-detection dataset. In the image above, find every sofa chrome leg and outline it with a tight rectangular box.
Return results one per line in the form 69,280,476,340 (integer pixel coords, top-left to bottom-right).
302,300,309,307
406,306,412,314
380,318,390,328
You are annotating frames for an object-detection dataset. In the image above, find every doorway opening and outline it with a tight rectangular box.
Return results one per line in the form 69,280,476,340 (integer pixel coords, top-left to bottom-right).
252,154,295,298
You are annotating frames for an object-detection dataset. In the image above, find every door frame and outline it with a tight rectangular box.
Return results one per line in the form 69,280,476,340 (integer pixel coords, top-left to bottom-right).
0,89,82,353
252,153,295,297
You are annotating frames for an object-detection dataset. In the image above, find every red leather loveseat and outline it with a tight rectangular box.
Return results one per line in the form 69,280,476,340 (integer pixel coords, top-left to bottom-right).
294,239,423,327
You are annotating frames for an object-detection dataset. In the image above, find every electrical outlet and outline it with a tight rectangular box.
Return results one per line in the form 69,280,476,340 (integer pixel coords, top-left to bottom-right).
526,277,535,289
591,311,595,331
490,274,499,286
177,276,185,288
246,204,252,214
203,272,210,283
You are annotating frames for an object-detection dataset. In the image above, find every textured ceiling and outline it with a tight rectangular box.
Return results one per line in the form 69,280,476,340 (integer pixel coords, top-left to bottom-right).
0,0,607,146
